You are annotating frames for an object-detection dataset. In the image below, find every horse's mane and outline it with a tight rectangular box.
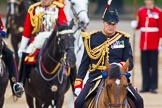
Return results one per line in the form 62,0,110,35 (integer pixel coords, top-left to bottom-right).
109,64,121,79
45,23,69,46
46,29,57,47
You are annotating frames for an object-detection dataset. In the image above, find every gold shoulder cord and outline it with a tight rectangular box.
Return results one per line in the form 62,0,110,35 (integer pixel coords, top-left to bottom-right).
28,1,64,34
82,31,109,72
82,31,123,72
28,2,44,34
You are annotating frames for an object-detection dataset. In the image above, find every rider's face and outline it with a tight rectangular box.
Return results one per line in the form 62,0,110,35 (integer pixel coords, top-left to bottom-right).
41,0,53,6
103,21,117,36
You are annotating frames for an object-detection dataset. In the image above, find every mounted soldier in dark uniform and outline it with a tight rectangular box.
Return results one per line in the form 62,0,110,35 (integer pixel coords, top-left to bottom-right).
74,9,144,108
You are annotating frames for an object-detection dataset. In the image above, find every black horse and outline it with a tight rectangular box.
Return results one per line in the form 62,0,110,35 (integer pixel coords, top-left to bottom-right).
0,32,9,108
23,22,76,108
6,0,27,65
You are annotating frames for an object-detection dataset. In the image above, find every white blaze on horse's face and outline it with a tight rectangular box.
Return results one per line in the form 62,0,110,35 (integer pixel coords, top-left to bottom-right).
115,79,121,85
9,0,16,15
70,0,89,28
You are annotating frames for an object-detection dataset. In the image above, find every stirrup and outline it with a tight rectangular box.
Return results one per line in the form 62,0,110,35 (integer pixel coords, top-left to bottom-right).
13,82,24,98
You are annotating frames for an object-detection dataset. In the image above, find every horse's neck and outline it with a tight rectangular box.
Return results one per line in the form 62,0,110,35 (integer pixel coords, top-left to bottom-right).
42,40,62,69
64,0,78,27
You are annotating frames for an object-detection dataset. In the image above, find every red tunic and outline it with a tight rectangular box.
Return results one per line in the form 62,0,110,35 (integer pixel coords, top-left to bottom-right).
0,14,4,30
136,6,162,50
23,5,67,38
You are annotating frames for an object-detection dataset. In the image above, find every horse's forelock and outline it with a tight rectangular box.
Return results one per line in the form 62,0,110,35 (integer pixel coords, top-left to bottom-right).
109,64,121,79
45,29,57,46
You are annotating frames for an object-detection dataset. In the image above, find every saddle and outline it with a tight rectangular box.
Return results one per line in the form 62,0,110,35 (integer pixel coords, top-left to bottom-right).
84,76,104,107
24,49,40,65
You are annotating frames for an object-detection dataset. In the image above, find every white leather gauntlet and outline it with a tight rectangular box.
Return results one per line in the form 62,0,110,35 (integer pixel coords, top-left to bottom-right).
74,88,82,97
130,20,138,28
18,36,29,58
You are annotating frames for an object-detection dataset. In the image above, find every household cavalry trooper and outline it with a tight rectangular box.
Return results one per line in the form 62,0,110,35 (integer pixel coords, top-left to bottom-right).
17,0,76,97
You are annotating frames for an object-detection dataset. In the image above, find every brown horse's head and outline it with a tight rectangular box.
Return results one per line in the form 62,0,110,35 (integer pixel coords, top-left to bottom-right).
103,60,129,108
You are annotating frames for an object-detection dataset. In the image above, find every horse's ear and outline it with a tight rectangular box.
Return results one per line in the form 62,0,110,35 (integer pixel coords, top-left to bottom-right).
69,19,74,29
52,27,58,36
105,60,111,73
120,59,129,72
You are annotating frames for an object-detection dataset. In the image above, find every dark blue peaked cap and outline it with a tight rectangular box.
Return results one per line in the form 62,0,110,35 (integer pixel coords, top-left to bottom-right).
102,9,119,24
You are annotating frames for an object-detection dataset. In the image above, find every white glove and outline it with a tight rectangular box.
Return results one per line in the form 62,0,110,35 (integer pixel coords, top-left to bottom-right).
130,20,138,28
18,36,29,58
74,88,82,97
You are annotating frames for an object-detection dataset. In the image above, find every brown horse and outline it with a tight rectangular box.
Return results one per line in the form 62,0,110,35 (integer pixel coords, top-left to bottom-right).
84,60,136,108
0,32,9,108
23,22,76,108
6,0,27,65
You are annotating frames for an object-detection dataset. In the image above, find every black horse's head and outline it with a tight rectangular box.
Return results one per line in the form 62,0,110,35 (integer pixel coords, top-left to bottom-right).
7,0,26,16
56,20,76,68
6,0,26,32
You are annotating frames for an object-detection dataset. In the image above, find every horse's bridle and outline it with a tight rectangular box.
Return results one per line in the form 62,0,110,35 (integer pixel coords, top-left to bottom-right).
69,0,88,31
105,74,128,108
38,29,74,81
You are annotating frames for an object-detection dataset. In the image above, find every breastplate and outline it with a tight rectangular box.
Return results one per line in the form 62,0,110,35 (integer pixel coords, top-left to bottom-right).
35,6,59,32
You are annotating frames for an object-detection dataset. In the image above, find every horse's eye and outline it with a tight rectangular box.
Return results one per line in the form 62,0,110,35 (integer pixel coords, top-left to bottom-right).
125,84,128,87
123,84,128,88
106,84,112,88
71,2,75,6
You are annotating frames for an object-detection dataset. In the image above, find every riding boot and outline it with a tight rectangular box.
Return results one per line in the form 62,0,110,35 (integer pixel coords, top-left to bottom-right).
2,46,24,97
18,52,29,86
69,66,77,96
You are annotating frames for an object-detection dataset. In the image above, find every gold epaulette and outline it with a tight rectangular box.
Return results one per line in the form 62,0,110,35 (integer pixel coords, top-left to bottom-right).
57,0,64,4
81,30,99,39
53,1,64,8
117,30,130,38
28,1,64,13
